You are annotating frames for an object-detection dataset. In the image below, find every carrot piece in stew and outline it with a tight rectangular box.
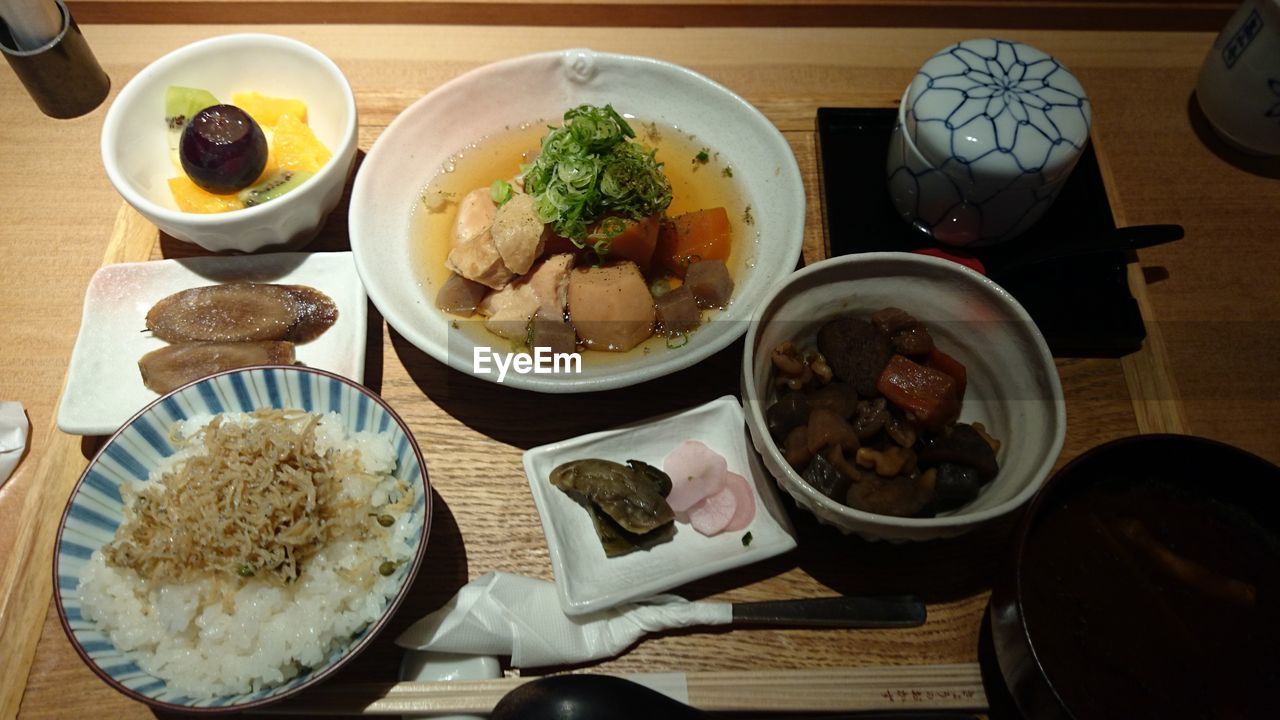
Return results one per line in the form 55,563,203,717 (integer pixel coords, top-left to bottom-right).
655,207,731,278
924,348,967,399
876,354,961,430
597,215,661,272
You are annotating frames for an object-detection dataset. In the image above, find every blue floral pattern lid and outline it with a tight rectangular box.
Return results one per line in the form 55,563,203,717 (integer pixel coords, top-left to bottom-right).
904,39,1091,186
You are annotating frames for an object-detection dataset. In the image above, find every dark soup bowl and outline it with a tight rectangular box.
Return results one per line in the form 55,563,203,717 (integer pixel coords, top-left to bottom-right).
990,434,1280,720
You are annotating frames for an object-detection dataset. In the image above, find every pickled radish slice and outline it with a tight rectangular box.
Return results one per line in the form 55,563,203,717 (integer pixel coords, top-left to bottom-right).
722,473,757,532
686,472,757,537
663,440,729,512
688,484,738,536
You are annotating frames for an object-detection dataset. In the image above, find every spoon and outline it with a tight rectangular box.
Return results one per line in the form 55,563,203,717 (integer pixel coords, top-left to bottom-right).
912,223,1184,280
491,674,980,720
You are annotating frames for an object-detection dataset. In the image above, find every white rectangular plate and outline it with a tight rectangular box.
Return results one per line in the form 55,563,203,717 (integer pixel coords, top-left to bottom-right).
523,396,797,616
57,252,368,436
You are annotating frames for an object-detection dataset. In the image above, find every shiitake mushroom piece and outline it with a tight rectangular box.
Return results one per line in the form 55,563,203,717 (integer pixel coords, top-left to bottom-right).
802,452,852,501
766,391,811,442
870,307,934,357
932,462,983,512
816,316,893,397
806,381,858,419
916,424,999,480
845,468,938,518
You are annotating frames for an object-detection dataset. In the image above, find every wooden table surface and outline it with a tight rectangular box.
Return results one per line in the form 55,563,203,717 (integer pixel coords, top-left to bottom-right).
2,21,1278,720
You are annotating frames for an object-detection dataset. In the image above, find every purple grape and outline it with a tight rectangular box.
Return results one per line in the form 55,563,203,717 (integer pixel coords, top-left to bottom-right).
179,104,268,194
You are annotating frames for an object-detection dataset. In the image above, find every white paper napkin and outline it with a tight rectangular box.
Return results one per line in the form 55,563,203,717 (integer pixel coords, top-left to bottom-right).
0,401,29,487
395,572,732,667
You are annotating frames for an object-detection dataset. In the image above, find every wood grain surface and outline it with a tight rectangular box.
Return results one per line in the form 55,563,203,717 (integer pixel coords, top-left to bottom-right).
62,0,1237,31
1,23,1277,720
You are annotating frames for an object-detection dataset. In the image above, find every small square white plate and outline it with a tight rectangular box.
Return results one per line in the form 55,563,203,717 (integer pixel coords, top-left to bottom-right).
523,396,797,616
58,252,368,436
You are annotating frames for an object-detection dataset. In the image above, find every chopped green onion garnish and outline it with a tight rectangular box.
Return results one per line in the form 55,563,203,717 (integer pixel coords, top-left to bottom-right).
490,179,513,206
521,104,672,255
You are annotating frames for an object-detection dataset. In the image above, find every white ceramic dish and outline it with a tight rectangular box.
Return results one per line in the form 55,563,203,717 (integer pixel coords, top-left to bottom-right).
101,33,358,252
349,48,805,393
57,252,368,435
523,395,797,616
741,253,1066,542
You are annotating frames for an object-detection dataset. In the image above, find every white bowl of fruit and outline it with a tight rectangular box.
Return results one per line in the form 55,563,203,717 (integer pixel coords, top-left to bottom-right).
101,33,358,253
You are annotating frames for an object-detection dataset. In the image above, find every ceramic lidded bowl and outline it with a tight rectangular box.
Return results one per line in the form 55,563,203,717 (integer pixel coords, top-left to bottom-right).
886,39,1091,247
348,48,805,393
740,253,1066,542
54,366,431,713
101,33,358,252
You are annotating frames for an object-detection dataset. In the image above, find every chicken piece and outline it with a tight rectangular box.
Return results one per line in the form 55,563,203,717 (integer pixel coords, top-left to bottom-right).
524,253,575,318
446,230,514,289
476,253,576,341
491,193,547,275
452,187,497,249
567,262,656,352
138,341,295,394
477,283,540,341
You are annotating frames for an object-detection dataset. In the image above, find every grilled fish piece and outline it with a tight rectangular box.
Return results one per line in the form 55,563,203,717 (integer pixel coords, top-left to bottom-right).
146,283,337,343
138,341,296,394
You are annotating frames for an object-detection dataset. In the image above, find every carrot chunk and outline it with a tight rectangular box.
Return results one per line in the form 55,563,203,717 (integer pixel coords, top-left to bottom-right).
655,207,731,278
595,214,660,272
876,354,960,430
925,348,967,399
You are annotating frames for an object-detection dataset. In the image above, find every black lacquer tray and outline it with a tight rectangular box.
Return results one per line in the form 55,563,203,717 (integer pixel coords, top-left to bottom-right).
816,107,1146,358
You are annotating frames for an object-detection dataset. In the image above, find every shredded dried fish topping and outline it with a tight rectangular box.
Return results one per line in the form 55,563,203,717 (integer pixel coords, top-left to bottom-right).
103,409,402,586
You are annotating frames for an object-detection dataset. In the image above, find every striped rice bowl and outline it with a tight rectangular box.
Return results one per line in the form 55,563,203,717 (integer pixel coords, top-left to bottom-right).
55,366,430,712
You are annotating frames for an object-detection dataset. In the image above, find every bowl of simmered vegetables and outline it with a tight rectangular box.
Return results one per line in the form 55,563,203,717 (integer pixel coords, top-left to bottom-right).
348,48,805,392
741,253,1066,542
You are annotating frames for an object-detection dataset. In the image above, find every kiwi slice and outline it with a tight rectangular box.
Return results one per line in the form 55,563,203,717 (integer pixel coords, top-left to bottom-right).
165,86,220,168
238,170,314,207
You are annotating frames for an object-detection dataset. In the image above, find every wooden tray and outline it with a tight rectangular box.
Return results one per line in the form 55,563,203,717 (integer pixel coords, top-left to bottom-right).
2,91,1185,720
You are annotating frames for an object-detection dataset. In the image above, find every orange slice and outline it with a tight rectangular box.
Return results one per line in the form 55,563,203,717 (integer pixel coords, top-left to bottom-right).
231,92,307,127
168,176,243,213
272,114,332,174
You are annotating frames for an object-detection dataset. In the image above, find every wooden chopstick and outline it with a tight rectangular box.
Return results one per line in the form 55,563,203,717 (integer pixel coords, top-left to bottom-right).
271,663,987,715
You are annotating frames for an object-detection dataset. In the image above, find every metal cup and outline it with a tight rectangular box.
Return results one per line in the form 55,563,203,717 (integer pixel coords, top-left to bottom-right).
0,0,109,118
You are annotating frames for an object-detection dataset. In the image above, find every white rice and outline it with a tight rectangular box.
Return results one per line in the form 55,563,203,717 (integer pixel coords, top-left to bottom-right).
78,412,416,698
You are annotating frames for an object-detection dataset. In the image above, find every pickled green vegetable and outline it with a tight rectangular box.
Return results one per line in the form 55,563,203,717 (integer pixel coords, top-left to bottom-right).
550,458,676,557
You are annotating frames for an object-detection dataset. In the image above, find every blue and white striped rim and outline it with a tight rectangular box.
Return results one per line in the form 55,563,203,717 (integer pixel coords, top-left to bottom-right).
53,365,432,712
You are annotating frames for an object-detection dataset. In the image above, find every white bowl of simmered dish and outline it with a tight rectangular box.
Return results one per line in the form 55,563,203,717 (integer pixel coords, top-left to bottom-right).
741,253,1066,542
54,366,430,712
349,49,805,392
